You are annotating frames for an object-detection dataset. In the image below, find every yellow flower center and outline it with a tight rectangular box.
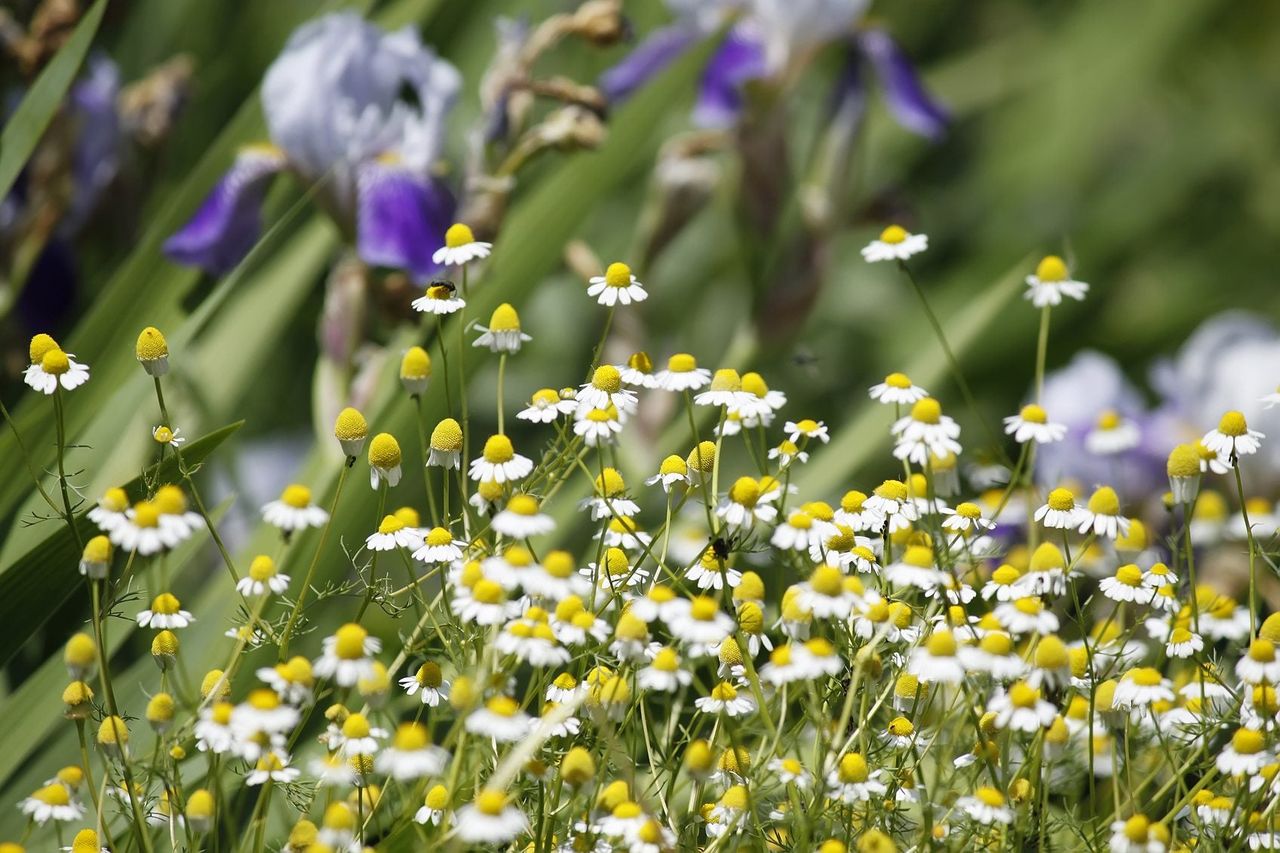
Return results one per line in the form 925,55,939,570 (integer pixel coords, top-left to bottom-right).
29,333,59,363
1250,639,1276,662
483,434,514,463
729,476,760,507
1019,404,1048,424
1088,486,1120,515
136,326,168,361
249,555,276,581
925,631,957,657
708,368,741,393
1234,728,1266,755
667,353,697,372
1115,564,1143,587
604,262,632,287
505,494,540,516
445,223,476,248
1218,410,1248,437
1128,667,1162,687
875,479,908,502
488,303,520,332
1035,255,1068,282
879,225,908,244
838,753,869,783
333,407,369,441
1009,682,1040,709
431,418,463,452
473,578,505,604
342,713,371,739
690,596,719,621
425,527,453,547
334,624,369,660
810,566,844,597
33,783,70,805
400,346,431,379
910,398,941,424
368,433,402,468
42,348,71,375
1014,597,1043,615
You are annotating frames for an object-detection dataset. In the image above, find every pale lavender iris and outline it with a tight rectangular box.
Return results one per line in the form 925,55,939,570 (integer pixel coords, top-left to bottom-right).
165,13,461,280
600,0,947,137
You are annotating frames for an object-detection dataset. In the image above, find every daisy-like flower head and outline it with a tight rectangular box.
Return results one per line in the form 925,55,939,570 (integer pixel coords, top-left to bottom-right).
376,722,449,781
988,681,1057,733
108,500,180,555
825,752,888,804
861,224,928,262
137,592,194,630
668,595,736,650
455,788,528,844
1165,626,1204,659
1238,639,1280,686
399,346,432,396
785,418,830,445
1108,814,1171,853
236,555,291,596
638,646,693,692
1217,727,1273,777
580,467,641,521
469,433,533,483
517,387,576,423
798,567,860,620
492,494,555,539
432,222,491,266
466,696,533,742
246,749,299,786
1024,255,1088,307
1078,486,1131,539
135,326,170,376
955,786,1013,826
262,483,330,533
717,476,778,530
908,630,965,684
891,398,960,464
1004,403,1067,445
616,350,657,389
425,417,463,469
411,526,462,564
365,513,421,552
88,486,130,533
695,368,752,410
330,711,387,757
79,535,112,580
1099,564,1155,605
941,501,993,533
499,613,570,667
995,595,1060,636
646,454,690,493
734,370,786,421
231,688,300,740
1203,410,1265,460
314,623,381,686
473,303,531,353
869,371,929,405
367,432,403,489
151,424,185,448
865,479,917,532
256,656,315,704
1086,409,1141,455
411,278,466,315
886,545,945,591
415,783,452,826
399,660,450,706
333,406,369,458
577,364,638,415
23,334,90,394
653,352,710,392
694,681,756,717
573,403,625,446
20,782,84,825
588,261,648,306
1034,487,1081,530
1112,667,1174,710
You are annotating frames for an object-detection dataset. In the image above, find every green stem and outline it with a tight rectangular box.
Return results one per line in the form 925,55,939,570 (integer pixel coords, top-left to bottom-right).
278,461,351,659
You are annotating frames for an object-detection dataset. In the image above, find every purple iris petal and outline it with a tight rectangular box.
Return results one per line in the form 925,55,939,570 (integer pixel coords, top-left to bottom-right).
599,24,699,103
355,160,454,283
163,147,285,275
856,28,948,139
693,28,767,127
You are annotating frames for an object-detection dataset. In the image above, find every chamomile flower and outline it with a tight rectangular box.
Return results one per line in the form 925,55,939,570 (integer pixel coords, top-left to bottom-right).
231,689,300,738
365,514,422,551
785,418,830,445
796,567,860,620
327,712,386,757
1263,386,1280,409
1004,403,1067,445
427,418,464,469
473,303,531,353
400,661,449,706
20,783,84,825
653,352,710,391
137,593,194,629
1024,255,1088,307
1238,639,1280,686
517,388,576,423
313,623,381,687
958,632,1027,679
433,222,491,266
1203,410,1265,459
1086,410,1141,455
695,368,753,410
412,278,466,314
498,616,570,667
399,346,432,395
1217,728,1273,776
958,787,1014,826
695,682,755,717
376,722,449,781
491,494,554,539
367,432,403,489
1099,564,1156,605
236,555,291,596
110,500,180,555
767,439,808,469
467,433,532,483
88,487,129,532
1165,627,1204,659
454,789,528,843
869,372,929,405
256,657,314,705
415,784,451,826
1034,487,1082,530
891,398,961,463
646,454,690,492
988,682,1057,732
772,510,819,550
23,335,90,394
151,425,185,447
261,484,330,533
1112,668,1175,710
940,501,993,533
995,596,1060,636
667,596,736,650
135,326,170,376
79,536,111,579
864,479,917,532
410,527,461,563
861,224,928,262
717,476,778,530
246,750,299,786
466,696,533,742
1078,486,1131,539
908,631,965,684
638,647,692,692
826,753,888,803
886,546,945,591
588,261,648,306
574,404,624,446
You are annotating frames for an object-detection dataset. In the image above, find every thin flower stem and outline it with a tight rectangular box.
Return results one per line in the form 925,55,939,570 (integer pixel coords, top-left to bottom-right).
0,398,62,515
52,388,84,551
278,461,350,659
1233,459,1260,635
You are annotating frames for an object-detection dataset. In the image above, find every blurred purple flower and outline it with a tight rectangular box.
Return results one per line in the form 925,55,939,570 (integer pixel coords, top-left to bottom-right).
600,0,946,137
165,13,460,281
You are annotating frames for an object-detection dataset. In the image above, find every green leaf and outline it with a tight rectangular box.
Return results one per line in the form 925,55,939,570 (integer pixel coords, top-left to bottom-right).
0,0,108,202
0,421,242,667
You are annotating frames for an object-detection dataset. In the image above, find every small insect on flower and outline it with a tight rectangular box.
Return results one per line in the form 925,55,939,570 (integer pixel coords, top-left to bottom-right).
262,483,330,533
860,224,928,262
473,303,531,353
411,278,466,315
433,222,491,266
1004,403,1067,445
236,555,291,596
869,371,929,405
1024,255,1088,308
588,261,648,306
1202,410,1265,459
23,334,90,394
